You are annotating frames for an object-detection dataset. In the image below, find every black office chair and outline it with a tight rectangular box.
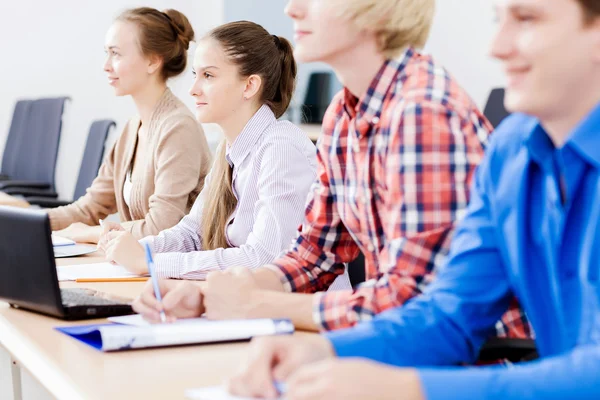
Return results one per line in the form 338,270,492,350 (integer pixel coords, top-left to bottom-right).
302,72,334,124
26,119,115,208
483,88,511,128
0,97,69,194
0,100,33,181
477,337,538,363
347,247,538,363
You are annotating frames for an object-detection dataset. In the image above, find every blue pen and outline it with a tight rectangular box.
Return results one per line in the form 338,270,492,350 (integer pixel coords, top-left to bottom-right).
274,381,287,396
144,243,167,323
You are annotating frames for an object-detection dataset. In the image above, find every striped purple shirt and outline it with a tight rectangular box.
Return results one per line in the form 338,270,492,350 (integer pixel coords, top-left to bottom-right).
140,105,341,281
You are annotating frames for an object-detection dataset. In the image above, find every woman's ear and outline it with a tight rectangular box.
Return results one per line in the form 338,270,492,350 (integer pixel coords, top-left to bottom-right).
147,54,163,76
242,74,262,100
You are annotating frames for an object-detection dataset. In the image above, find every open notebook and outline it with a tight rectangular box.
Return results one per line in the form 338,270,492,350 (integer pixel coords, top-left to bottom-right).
56,318,294,351
185,385,285,400
185,382,286,400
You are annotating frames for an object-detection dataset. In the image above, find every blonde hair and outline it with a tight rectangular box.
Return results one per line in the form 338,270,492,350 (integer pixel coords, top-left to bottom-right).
336,0,435,58
201,142,236,250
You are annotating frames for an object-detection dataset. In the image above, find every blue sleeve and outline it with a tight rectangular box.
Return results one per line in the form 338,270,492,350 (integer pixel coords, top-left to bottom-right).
325,140,513,366
419,344,600,400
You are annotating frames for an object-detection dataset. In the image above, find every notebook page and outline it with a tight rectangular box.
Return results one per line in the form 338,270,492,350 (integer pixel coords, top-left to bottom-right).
51,234,76,247
185,385,284,400
97,319,293,351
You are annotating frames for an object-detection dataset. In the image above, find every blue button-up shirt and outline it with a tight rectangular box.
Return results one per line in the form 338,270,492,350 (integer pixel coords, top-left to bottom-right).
326,104,600,400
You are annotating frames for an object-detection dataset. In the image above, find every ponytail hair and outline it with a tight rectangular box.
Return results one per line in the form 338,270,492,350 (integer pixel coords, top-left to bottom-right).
200,21,297,250
206,21,297,117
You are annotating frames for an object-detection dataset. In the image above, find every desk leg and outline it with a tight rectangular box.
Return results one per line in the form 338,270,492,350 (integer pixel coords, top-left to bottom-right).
10,357,22,400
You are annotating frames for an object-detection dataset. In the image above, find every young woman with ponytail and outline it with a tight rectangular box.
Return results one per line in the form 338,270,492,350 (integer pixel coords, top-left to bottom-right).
100,21,327,283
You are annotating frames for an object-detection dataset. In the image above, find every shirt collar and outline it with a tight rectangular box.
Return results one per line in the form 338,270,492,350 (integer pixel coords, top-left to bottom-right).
526,121,555,168
342,47,414,127
526,101,600,169
226,104,276,167
565,101,600,169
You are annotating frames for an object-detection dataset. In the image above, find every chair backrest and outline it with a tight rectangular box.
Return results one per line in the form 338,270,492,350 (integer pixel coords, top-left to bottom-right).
4,97,69,186
72,119,115,200
483,88,511,128
1,100,33,176
302,72,334,124
347,251,366,287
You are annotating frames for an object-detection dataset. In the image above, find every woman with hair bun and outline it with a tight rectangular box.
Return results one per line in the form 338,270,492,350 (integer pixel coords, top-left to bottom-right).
51,7,211,244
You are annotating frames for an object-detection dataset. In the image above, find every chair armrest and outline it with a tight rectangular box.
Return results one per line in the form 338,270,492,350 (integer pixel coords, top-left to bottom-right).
477,338,538,363
26,197,72,208
0,180,51,190
2,187,58,197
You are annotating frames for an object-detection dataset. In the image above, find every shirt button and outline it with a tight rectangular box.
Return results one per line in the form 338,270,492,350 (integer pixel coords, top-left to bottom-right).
372,116,380,124
354,145,360,153
367,243,375,252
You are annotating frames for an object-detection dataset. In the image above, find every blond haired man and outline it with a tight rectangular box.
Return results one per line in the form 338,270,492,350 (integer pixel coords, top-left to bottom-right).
134,0,527,337
226,0,600,399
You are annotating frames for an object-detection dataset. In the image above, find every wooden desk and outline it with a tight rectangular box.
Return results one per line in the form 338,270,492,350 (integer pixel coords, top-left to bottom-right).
0,193,29,208
299,123,322,143
0,254,306,400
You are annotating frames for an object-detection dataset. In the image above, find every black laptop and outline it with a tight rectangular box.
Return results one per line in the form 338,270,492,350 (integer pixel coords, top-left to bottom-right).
0,206,133,320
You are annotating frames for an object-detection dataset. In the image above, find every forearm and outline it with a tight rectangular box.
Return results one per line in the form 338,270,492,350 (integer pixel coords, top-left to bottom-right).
249,289,318,331
48,197,110,231
253,267,286,291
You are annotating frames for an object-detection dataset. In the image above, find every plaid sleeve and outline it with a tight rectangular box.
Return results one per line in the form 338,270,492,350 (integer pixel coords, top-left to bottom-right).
313,101,491,330
266,99,360,293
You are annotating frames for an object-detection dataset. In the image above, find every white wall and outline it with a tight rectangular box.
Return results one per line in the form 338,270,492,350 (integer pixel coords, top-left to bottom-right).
426,0,506,108
224,0,503,110
0,0,224,200
0,0,503,200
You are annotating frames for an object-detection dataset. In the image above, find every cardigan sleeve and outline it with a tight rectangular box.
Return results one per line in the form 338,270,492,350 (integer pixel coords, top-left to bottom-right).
127,114,210,239
47,132,121,231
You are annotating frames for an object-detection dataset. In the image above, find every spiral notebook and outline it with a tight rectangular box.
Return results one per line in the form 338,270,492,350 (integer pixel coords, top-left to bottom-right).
55,318,294,351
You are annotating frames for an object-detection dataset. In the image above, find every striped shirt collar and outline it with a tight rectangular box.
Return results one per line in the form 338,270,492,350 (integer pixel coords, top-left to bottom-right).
226,104,276,167
342,47,414,131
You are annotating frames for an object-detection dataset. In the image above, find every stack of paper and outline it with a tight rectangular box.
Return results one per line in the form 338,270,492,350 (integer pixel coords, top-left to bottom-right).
57,262,142,281
51,235,76,247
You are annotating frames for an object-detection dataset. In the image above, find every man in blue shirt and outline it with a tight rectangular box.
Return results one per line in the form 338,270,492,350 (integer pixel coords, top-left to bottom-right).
226,0,600,399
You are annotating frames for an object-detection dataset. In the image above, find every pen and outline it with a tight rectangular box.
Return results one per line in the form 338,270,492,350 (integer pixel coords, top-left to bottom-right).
274,381,287,395
144,242,166,323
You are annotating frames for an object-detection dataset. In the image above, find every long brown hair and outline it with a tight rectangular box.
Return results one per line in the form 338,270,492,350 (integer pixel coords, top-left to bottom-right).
117,7,195,80
200,21,297,251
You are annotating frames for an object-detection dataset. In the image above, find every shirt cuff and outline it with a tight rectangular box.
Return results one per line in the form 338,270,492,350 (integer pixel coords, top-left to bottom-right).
418,368,495,400
264,264,294,292
153,252,184,279
313,290,354,331
138,236,155,251
325,321,397,365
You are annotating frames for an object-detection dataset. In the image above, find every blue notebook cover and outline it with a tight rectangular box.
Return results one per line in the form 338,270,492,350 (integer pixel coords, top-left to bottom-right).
55,319,294,352
56,324,114,351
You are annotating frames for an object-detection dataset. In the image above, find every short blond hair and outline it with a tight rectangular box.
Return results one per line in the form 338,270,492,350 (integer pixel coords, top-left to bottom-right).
336,0,435,58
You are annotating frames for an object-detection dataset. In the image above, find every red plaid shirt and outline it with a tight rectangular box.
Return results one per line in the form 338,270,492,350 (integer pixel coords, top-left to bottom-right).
267,48,531,339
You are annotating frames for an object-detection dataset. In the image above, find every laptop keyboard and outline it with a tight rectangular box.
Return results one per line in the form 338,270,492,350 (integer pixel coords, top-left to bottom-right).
61,288,129,306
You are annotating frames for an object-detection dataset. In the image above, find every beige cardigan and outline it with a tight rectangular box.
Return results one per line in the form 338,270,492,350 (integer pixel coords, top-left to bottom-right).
49,88,211,239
